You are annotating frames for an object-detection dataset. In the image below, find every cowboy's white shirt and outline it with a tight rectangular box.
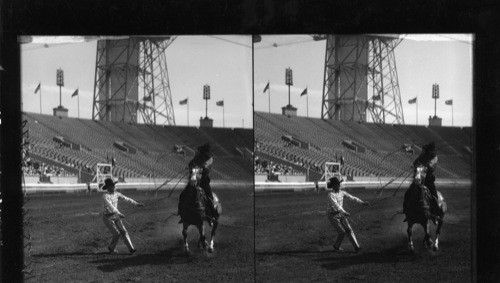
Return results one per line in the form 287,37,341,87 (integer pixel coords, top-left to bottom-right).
102,192,138,215
327,190,364,214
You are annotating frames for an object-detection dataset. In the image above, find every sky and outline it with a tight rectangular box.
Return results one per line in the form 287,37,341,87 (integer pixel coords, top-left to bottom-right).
21,35,253,129
253,34,473,127
21,34,473,129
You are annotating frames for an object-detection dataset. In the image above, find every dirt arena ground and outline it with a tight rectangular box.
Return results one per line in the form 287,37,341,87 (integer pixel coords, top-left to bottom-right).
23,185,254,282
256,186,472,282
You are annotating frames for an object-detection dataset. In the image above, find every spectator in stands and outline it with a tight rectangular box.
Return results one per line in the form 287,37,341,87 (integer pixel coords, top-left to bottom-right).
102,178,144,254
326,177,369,252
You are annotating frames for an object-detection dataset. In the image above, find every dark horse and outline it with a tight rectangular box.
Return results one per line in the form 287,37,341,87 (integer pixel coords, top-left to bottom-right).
403,165,447,251
179,167,222,253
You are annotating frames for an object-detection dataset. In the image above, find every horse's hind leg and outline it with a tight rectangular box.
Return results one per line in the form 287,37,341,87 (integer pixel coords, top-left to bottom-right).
182,223,189,253
208,219,218,253
433,218,444,251
422,222,433,248
407,223,414,251
197,223,207,250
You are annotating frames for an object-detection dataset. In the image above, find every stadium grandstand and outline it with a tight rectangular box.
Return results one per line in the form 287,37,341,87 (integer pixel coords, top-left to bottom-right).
254,111,472,182
21,112,253,185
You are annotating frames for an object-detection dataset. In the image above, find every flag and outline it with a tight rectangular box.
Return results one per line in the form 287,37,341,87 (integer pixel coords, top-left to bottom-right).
34,83,41,94
263,82,269,93
71,88,79,97
143,95,152,102
216,100,224,106
408,97,417,104
445,99,453,105
373,94,381,101
300,87,308,96
179,98,188,105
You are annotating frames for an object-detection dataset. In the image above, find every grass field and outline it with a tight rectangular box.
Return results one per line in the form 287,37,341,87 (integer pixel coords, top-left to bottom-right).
19,184,472,282
255,187,472,282
23,185,254,282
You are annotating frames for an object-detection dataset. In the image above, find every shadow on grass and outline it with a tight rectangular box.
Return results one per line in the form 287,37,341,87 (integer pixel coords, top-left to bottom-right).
256,249,356,257
31,246,204,272
89,246,198,272
32,251,110,257
314,245,422,271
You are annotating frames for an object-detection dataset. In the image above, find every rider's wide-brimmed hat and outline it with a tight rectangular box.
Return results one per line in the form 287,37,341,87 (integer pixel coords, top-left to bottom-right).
416,142,437,165
198,143,211,155
328,176,343,186
423,142,436,153
101,178,118,190
189,143,213,168
197,143,212,161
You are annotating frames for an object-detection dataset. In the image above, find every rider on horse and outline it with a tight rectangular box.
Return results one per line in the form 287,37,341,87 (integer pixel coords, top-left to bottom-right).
178,143,218,226
405,142,440,224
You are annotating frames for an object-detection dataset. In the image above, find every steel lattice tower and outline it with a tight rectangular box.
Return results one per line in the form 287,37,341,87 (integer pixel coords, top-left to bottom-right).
320,34,405,124
92,36,177,125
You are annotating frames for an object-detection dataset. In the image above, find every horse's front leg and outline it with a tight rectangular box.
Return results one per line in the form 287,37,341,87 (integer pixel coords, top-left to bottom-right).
422,221,433,248
182,223,189,253
407,222,414,252
208,218,218,253
433,218,443,251
197,223,207,250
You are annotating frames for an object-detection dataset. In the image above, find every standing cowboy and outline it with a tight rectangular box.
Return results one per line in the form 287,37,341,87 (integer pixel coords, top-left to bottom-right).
102,178,144,254
326,177,369,252
178,143,217,226
412,142,440,223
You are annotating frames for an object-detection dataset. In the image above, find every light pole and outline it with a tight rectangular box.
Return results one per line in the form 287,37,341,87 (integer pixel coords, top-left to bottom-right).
285,67,293,106
203,84,210,118
432,83,439,117
56,68,64,107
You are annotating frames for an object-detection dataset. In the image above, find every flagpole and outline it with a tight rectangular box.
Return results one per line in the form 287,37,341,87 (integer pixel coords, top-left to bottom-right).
223,100,225,128
452,101,454,126
268,83,271,113
416,98,418,125
78,89,80,118
187,98,190,126
306,86,309,118
40,84,42,114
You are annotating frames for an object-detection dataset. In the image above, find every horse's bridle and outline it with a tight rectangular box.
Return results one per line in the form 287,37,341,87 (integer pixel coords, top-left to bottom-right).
413,165,428,185
189,166,203,187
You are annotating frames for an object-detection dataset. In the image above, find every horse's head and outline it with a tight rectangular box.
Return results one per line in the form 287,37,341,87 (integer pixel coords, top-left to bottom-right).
188,166,203,187
413,165,427,185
